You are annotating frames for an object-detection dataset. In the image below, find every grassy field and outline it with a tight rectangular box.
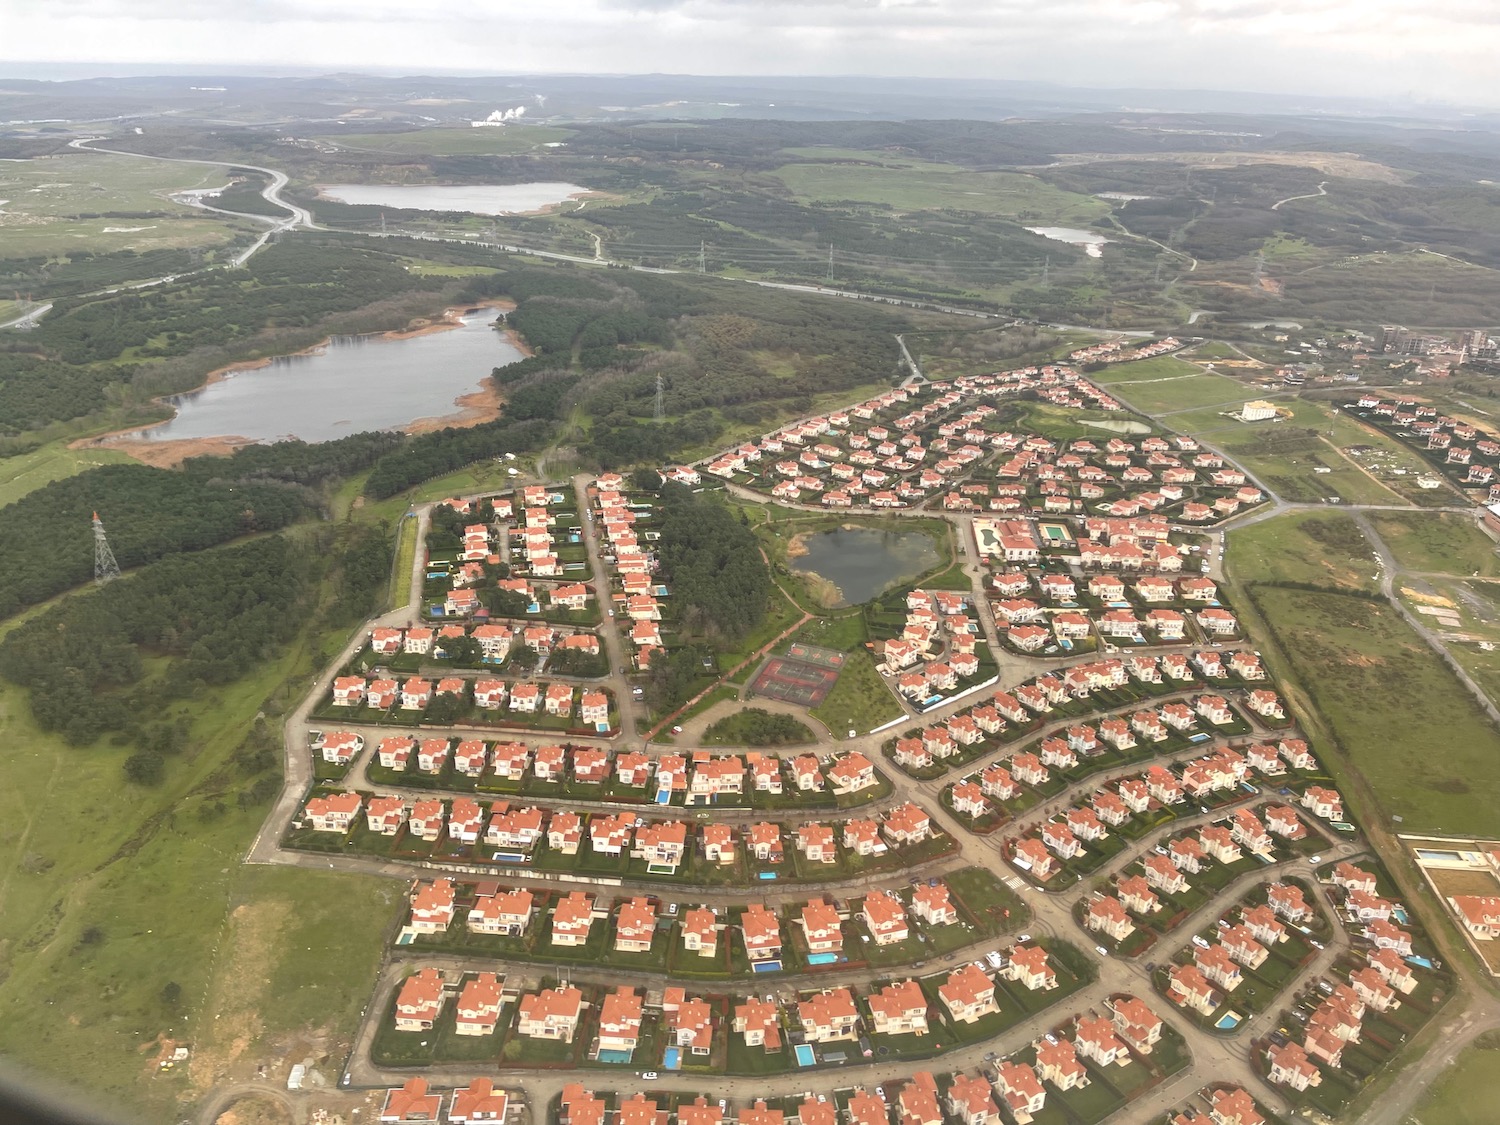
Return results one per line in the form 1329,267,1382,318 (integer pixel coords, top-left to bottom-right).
1368,511,1500,577
1230,510,1380,593
1249,585,1500,834
1166,397,1454,506
0,440,135,509
809,649,905,737
772,158,1108,223
1404,1038,1500,1125
0,150,243,257
390,513,420,609
1085,354,1205,383
0,600,394,1121
315,126,576,155
1102,371,1263,415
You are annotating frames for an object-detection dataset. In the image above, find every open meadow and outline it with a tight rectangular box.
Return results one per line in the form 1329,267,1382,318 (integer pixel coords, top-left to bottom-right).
773,156,1110,223
0,150,245,258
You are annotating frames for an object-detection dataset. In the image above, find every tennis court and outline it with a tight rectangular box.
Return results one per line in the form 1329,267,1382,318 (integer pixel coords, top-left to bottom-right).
784,642,846,669
749,652,842,707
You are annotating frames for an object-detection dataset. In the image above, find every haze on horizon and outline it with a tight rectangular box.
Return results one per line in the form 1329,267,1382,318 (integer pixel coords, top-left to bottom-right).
5,0,1500,110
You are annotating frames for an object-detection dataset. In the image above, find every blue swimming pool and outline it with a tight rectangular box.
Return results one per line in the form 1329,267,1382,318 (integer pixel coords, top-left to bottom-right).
1406,954,1435,969
753,959,783,973
664,1047,681,1070
807,952,839,965
1059,638,1073,651
597,1048,633,1064
794,1044,816,1067
758,871,778,880
1215,1012,1241,1030
1392,906,1410,924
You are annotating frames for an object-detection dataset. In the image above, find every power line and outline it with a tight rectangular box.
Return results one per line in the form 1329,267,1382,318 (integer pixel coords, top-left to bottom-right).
93,511,120,584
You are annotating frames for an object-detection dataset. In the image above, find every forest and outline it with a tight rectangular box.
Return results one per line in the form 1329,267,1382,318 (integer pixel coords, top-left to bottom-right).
459,263,909,469
653,482,771,642
0,535,313,747
0,433,398,619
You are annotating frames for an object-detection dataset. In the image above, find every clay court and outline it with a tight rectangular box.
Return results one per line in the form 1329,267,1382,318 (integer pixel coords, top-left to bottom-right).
749,647,844,708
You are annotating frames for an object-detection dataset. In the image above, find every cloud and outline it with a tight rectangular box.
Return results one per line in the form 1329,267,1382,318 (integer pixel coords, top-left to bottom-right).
5,0,1500,105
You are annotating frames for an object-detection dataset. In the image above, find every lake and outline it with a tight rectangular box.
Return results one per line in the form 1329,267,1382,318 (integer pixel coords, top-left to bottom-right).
317,182,591,215
1025,226,1113,258
790,527,942,607
136,311,524,444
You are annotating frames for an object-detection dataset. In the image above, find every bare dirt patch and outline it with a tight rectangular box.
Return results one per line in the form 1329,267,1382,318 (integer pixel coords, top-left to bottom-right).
216,1094,293,1125
1426,866,1500,899
189,900,292,1096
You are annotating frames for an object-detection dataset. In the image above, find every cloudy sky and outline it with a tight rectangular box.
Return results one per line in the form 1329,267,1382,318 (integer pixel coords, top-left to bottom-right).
5,0,1500,105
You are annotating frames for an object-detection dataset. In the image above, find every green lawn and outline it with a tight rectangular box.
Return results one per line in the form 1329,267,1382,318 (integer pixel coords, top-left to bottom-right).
808,649,905,737
1248,585,1500,834
1367,511,1500,577
1102,372,1264,415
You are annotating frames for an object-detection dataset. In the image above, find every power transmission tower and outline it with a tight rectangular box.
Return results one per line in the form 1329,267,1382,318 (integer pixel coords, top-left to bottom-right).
1153,257,1162,284
1252,251,1265,286
699,241,706,274
380,212,387,235
1042,256,1050,285
93,512,120,584
653,373,665,422
827,245,835,283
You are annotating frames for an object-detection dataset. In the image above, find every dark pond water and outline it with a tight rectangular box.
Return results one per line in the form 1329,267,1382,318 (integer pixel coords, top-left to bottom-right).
790,527,942,607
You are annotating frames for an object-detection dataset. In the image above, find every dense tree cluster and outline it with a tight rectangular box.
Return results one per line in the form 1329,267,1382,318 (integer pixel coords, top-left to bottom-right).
0,536,313,745
327,524,395,626
0,351,134,434
704,707,813,747
0,463,314,620
36,239,439,365
654,482,770,641
363,417,554,499
181,431,403,486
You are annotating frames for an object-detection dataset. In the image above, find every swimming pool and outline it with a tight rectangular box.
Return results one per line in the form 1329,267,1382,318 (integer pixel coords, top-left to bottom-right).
807,952,839,965
1059,638,1073,651
597,1048,633,1064
753,959,784,973
664,1047,681,1070
758,871,778,880
1415,849,1463,862
1215,1012,1242,1030
1392,906,1410,924
1406,954,1435,969
794,1044,816,1067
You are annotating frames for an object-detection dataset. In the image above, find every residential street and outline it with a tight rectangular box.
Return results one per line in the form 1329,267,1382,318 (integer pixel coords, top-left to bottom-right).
230,409,1500,1125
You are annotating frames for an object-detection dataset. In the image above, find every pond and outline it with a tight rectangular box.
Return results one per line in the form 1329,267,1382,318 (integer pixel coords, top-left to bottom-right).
789,527,942,607
1024,225,1113,258
134,311,524,444
317,182,591,215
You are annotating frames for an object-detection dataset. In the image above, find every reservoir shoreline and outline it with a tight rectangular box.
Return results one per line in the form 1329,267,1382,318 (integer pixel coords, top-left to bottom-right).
79,300,527,467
